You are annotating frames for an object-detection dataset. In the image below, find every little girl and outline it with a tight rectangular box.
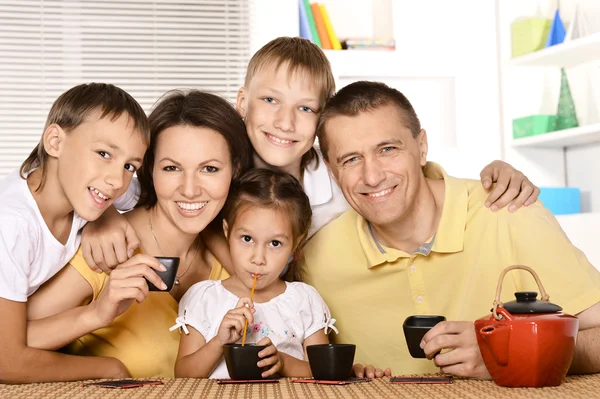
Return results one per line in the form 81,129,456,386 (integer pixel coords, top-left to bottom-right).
173,168,336,379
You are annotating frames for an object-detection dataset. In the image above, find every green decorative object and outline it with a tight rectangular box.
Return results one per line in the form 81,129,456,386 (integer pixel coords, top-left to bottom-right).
556,68,579,130
511,18,552,58
513,115,556,139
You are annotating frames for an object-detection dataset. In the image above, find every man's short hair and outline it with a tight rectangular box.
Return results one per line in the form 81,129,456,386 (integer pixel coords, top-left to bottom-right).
317,81,421,163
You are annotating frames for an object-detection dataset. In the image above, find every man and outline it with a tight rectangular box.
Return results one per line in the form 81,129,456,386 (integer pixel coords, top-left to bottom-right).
302,81,600,379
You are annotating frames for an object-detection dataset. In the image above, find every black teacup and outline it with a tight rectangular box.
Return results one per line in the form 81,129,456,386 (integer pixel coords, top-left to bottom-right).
306,344,356,381
146,257,180,291
403,315,446,358
224,344,268,380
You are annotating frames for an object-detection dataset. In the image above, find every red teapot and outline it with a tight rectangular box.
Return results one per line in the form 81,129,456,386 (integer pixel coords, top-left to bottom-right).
474,265,579,387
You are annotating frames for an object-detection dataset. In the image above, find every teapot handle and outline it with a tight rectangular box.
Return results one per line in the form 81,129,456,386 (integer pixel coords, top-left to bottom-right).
493,265,550,320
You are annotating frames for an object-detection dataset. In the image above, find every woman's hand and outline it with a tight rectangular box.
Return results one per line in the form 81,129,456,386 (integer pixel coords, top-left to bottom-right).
215,297,255,346
257,337,282,378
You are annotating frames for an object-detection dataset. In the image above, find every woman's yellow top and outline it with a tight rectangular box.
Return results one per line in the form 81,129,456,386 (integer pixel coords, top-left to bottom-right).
65,248,229,377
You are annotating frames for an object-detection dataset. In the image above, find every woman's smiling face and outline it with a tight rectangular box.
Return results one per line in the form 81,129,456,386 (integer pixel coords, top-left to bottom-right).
152,125,233,234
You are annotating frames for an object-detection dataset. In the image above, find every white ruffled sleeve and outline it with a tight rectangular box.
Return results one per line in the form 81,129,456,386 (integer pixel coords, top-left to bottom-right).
170,280,219,338
296,283,338,338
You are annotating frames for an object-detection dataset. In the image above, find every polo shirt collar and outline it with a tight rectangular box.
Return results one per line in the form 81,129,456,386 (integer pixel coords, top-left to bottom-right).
356,162,468,268
303,154,333,206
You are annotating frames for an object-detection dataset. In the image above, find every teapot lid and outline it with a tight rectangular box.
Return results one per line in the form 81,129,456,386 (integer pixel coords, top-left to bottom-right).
502,292,562,314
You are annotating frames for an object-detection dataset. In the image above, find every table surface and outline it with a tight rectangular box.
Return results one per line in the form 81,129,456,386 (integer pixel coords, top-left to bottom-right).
2,375,600,399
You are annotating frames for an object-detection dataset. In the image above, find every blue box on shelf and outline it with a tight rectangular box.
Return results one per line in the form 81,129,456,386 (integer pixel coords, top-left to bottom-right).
538,187,581,215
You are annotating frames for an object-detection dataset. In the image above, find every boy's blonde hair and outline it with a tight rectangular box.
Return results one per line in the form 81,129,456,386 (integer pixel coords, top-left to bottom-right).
20,83,150,191
244,37,335,170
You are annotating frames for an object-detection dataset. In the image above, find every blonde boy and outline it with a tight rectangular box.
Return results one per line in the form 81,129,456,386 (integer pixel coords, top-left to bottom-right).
235,37,348,236
0,83,151,383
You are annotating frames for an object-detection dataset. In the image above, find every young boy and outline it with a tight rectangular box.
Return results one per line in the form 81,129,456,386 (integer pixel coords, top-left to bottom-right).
0,83,160,383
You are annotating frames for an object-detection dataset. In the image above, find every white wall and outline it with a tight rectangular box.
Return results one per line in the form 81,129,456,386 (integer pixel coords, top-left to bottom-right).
389,0,503,179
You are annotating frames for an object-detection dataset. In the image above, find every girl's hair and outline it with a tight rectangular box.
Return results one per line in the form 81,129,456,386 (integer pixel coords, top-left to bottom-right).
222,168,312,282
136,89,253,209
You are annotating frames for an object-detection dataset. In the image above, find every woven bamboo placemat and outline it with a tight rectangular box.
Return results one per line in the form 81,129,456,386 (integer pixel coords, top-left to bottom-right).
2,375,600,399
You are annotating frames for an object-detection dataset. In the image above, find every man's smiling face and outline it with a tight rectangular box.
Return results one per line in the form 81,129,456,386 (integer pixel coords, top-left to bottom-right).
324,103,428,228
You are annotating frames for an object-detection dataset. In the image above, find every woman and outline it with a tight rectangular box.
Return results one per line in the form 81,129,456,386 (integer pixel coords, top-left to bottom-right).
26,90,253,378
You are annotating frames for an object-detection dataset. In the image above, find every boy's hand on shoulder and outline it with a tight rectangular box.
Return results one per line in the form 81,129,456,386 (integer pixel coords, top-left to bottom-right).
91,254,166,326
81,206,140,274
352,363,392,379
480,160,539,212
257,337,282,378
216,298,255,346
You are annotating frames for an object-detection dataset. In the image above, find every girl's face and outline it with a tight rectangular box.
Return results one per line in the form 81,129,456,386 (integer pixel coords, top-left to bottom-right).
152,125,232,235
225,205,295,292
237,64,320,175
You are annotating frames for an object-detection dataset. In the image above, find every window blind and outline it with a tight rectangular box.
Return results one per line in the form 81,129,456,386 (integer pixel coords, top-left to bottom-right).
0,0,251,178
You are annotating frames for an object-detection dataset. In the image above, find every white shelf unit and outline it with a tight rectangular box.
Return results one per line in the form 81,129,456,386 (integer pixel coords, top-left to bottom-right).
510,32,600,68
512,123,600,148
499,1,600,194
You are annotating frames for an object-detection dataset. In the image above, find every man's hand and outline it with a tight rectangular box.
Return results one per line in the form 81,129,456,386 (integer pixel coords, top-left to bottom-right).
81,207,140,274
91,254,166,326
480,160,540,212
352,363,392,379
215,298,255,346
257,337,282,378
421,321,491,379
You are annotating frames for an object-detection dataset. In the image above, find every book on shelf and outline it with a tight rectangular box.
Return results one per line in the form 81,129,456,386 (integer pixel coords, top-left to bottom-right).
341,38,396,50
300,0,321,47
310,3,332,49
320,4,342,50
299,1,345,50
298,0,314,43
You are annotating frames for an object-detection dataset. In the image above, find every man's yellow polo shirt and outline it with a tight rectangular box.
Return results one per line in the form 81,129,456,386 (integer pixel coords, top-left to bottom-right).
64,248,229,378
302,162,600,375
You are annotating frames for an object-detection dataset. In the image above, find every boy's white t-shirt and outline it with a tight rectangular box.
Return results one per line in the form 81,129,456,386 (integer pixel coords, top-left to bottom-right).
0,171,87,302
173,280,337,379
303,149,349,238
0,170,139,302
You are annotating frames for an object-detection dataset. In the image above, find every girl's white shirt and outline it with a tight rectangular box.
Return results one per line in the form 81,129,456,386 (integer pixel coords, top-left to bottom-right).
172,280,337,379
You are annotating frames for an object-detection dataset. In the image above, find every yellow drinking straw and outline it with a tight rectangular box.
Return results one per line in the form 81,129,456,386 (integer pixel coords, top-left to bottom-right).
241,274,258,346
